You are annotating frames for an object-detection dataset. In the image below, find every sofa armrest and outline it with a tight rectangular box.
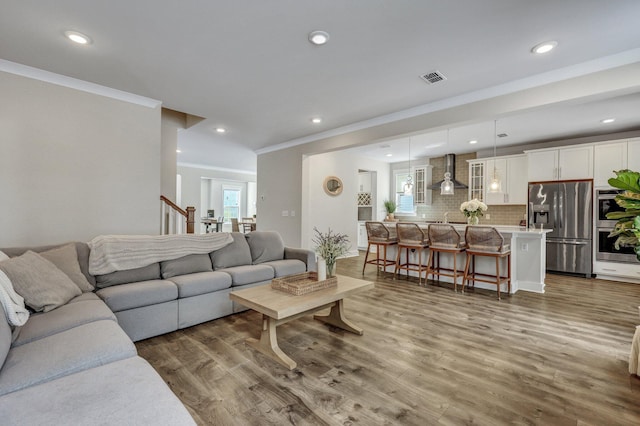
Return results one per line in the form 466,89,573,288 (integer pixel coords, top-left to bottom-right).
284,248,317,271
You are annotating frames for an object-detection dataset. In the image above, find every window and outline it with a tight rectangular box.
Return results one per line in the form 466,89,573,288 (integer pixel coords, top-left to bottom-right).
394,170,415,215
223,189,240,220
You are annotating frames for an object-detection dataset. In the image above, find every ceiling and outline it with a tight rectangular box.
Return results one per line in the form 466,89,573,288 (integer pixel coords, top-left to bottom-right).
2,1,640,171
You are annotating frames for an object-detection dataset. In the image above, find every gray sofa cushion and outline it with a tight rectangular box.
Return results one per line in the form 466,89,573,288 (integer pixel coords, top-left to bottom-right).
95,262,161,289
219,264,274,286
246,231,285,264
0,304,11,369
12,300,116,347
0,242,95,287
96,280,178,312
262,259,307,278
0,251,81,312
0,356,196,426
210,232,252,269
161,254,213,279
66,292,101,304
39,243,94,292
0,319,136,396
168,271,232,298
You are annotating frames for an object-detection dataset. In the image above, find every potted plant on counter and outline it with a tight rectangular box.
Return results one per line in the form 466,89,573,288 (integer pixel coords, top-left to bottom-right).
383,199,397,221
606,169,640,261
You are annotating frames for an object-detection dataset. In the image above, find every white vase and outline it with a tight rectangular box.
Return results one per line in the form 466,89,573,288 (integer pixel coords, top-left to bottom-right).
317,257,327,281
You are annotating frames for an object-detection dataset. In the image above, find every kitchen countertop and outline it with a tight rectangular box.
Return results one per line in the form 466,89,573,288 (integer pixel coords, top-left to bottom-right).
382,221,552,235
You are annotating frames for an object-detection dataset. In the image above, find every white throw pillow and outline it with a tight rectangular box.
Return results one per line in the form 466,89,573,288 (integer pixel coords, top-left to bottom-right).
0,251,9,262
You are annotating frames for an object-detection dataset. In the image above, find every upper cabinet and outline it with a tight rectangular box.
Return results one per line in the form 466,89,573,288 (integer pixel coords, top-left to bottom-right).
357,172,372,193
468,154,527,205
594,138,640,187
526,145,593,182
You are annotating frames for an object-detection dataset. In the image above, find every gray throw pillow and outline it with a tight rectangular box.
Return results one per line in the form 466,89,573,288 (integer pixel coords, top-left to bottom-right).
0,251,81,312
161,254,213,279
210,232,252,269
94,263,161,289
246,231,285,264
39,244,94,292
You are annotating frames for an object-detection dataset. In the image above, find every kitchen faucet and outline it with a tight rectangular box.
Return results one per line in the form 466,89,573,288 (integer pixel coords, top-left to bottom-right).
443,211,449,223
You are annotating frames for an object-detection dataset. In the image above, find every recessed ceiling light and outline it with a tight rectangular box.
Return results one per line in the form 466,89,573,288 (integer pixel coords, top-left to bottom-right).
176,149,181,153
311,117,322,124
468,140,478,144
308,30,330,46
64,30,92,45
215,127,226,133
601,118,616,124
386,153,393,157
531,41,557,54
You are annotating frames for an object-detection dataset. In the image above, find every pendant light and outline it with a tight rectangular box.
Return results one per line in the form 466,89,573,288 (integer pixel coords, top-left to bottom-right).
488,120,502,193
404,138,413,194
440,129,454,195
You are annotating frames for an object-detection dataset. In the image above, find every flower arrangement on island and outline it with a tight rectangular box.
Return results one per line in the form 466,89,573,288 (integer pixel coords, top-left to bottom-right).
312,227,350,277
460,199,488,225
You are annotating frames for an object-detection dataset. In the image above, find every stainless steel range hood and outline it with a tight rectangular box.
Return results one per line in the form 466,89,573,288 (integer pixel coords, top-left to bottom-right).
430,154,468,189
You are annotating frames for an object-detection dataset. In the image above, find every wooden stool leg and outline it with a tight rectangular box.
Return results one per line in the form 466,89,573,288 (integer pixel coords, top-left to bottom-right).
394,245,401,279
453,252,458,292
463,253,472,293
362,243,371,274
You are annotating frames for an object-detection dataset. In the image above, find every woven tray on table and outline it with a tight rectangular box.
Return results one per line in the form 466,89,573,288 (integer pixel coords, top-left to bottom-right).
271,272,338,296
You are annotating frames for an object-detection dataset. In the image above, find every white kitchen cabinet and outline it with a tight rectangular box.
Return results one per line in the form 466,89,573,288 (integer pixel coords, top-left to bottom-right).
481,155,528,205
468,160,485,202
628,138,640,172
357,222,368,249
506,155,528,204
594,142,626,187
526,145,593,181
413,166,432,205
358,172,372,193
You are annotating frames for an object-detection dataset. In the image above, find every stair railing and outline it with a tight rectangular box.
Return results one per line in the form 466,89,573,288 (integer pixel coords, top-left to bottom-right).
160,195,195,234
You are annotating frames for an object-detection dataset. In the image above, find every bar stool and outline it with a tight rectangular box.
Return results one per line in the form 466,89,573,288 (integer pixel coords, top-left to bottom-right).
394,223,429,285
462,226,511,300
362,222,397,276
426,224,466,292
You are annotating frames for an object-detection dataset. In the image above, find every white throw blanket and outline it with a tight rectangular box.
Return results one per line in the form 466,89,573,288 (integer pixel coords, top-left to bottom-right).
0,270,30,326
88,233,234,275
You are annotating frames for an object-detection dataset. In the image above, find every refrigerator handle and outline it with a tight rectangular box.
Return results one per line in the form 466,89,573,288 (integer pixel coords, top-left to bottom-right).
553,191,558,230
558,190,564,230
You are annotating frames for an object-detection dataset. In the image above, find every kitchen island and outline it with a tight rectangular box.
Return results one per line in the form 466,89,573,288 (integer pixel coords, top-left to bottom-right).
380,223,552,294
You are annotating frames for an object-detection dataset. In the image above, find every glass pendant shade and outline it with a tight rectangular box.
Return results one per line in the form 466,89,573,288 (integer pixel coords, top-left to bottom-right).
404,175,413,194
440,172,454,195
488,174,502,193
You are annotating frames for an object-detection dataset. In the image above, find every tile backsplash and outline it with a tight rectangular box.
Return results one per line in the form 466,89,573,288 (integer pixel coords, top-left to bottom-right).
397,152,527,226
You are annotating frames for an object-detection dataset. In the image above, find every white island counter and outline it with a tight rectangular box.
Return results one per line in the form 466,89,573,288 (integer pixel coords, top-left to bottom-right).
380,223,552,294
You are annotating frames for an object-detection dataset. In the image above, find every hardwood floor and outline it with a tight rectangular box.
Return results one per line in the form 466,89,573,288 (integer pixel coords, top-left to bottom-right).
137,254,640,425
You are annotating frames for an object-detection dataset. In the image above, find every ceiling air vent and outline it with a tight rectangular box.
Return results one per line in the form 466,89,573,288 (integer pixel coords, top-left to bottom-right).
420,70,447,85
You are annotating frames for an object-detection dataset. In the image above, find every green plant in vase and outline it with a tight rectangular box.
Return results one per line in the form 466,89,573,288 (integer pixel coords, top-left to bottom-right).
312,227,350,277
606,169,640,261
383,199,396,220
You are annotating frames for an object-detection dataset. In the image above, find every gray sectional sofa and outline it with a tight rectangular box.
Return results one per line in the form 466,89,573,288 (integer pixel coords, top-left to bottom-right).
0,231,315,425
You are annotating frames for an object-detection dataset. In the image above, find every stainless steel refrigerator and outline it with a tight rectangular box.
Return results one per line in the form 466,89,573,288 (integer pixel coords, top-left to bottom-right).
528,180,593,276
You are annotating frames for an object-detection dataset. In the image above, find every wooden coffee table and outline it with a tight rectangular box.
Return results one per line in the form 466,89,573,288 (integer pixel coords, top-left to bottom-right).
229,275,374,369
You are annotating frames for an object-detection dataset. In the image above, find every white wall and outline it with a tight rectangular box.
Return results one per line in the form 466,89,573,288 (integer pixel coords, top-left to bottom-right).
0,71,161,246
302,151,390,253
177,164,256,233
